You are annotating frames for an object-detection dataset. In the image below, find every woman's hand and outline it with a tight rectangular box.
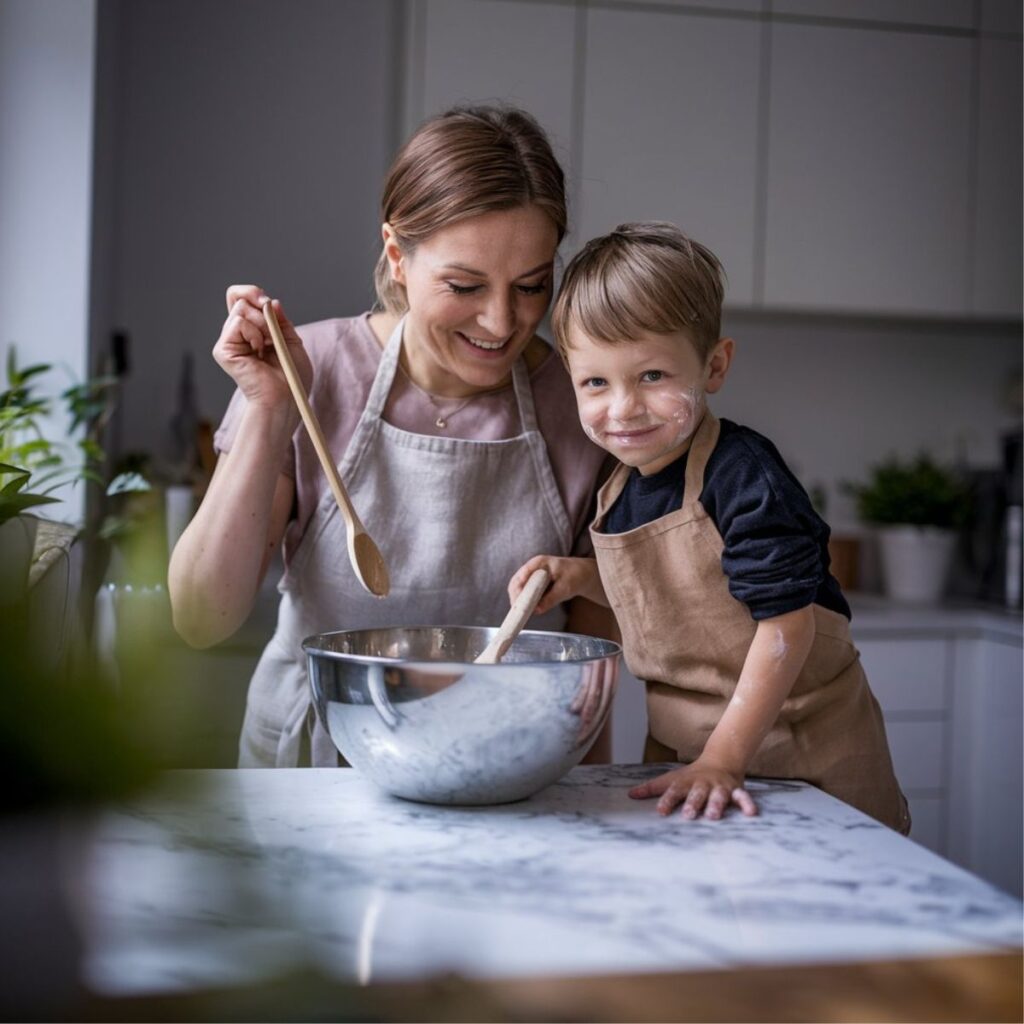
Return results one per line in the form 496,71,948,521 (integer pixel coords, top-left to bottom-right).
507,555,609,615
628,759,758,820
213,285,313,410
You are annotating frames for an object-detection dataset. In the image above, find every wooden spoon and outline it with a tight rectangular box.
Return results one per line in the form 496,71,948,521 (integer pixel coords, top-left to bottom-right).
262,300,389,598
475,569,551,664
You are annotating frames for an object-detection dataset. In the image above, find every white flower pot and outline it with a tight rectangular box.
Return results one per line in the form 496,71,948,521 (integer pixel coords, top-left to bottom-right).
877,525,957,604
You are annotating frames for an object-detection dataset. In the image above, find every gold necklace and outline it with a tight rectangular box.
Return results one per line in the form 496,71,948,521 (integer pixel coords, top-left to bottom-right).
425,392,475,429
396,360,483,429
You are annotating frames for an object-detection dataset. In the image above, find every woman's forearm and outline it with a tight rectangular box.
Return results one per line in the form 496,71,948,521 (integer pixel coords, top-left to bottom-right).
168,403,297,647
701,605,816,774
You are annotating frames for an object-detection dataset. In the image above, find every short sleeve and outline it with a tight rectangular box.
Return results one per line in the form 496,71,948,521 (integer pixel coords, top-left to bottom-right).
701,434,828,620
213,387,297,479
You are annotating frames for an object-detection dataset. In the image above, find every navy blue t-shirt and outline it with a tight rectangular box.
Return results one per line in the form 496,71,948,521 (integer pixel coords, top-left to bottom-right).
602,418,850,621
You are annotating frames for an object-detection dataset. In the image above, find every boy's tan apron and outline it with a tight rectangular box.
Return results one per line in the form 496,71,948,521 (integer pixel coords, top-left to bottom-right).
239,317,573,767
590,411,909,832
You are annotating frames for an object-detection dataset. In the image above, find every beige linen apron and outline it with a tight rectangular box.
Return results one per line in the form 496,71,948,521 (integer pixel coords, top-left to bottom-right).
239,318,573,767
590,411,910,832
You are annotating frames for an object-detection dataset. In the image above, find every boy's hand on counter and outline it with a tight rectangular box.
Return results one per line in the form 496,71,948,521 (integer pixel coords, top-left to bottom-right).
508,555,609,615
628,758,758,820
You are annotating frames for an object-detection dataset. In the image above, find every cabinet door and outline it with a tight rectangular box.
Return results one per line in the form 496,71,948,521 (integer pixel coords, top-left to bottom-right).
408,0,577,163
579,6,762,303
949,637,1023,897
772,1,974,30
972,38,1023,317
764,22,973,314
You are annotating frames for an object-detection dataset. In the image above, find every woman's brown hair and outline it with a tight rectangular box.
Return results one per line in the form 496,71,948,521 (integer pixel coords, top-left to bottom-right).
373,105,567,313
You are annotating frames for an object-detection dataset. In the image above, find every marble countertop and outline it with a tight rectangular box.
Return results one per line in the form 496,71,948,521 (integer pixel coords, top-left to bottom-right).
81,765,1023,998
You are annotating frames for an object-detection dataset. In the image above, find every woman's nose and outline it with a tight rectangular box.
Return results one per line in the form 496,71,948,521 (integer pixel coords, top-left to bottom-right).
477,292,515,339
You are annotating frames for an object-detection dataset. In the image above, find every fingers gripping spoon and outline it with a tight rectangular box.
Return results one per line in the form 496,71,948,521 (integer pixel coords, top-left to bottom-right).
475,569,551,664
262,300,390,598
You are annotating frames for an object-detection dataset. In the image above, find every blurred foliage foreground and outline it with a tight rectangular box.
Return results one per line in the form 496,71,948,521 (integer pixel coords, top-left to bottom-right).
0,547,161,816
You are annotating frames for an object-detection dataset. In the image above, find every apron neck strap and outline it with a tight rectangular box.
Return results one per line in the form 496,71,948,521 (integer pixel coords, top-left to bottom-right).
682,409,721,510
362,315,406,419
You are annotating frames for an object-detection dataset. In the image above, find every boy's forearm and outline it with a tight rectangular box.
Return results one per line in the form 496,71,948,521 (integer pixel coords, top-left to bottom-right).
700,606,816,775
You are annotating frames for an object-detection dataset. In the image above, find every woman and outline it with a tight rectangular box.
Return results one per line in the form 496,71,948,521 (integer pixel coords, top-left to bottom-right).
168,106,616,767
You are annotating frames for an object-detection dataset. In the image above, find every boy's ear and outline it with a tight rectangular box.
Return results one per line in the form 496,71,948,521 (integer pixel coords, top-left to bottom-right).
704,336,735,395
381,222,406,286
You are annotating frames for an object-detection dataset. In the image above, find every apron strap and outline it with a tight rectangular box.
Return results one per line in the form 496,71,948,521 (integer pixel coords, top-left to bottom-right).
363,314,405,419
681,410,720,513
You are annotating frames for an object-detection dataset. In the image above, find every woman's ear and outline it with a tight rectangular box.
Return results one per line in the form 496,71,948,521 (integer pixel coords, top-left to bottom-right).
704,336,735,395
381,222,406,286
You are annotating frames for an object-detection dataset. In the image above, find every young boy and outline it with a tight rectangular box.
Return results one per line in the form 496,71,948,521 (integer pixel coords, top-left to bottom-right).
510,223,909,831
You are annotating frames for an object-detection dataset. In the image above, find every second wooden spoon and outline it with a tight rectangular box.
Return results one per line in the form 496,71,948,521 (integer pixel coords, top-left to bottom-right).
262,300,389,598
475,569,551,664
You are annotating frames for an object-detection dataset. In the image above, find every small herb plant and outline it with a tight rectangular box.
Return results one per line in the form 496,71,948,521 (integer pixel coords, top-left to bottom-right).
844,454,972,530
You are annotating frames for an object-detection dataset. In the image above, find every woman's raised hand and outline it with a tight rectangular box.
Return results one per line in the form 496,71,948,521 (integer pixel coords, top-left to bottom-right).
213,285,313,408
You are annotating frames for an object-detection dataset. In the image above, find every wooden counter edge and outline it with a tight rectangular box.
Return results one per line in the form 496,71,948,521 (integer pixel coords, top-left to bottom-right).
75,949,1023,1023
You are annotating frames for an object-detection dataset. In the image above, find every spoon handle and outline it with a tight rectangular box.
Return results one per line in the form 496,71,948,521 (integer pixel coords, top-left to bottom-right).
475,568,551,664
262,301,361,531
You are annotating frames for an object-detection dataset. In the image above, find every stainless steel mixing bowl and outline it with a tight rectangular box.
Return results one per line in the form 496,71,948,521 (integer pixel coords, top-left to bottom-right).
304,626,621,805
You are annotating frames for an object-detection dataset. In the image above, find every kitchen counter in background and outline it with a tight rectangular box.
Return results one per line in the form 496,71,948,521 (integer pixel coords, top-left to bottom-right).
78,765,1022,1020
848,594,1024,642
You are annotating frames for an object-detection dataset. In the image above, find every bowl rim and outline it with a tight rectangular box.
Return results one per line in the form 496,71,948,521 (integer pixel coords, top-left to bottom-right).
301,624,622,666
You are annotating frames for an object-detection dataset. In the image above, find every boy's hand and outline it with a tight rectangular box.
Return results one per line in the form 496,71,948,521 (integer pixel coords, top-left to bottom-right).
507,555,609,615
628,758,758,820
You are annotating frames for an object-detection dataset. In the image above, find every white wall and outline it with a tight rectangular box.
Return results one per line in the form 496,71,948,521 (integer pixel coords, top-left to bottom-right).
716,313,1022,529
0,0,97,524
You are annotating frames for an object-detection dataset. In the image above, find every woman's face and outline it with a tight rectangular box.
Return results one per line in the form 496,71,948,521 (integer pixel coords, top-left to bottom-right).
385,204,559,396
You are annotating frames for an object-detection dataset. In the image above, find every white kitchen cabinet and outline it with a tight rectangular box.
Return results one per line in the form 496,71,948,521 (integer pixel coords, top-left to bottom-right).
772,0,975,30
972,36,1023,317
579,5,762,301
854,613,1023,896
857,635,951,855
612,0,763,12
404,0,577,174
981,0,1024,34
948,634,1024,897
764,21,973,314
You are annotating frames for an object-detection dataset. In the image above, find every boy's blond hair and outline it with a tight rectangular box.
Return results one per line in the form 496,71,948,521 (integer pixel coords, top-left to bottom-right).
551,222,725,361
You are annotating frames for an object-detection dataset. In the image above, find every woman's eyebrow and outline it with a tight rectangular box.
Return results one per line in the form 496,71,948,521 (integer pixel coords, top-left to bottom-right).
439,260,553,279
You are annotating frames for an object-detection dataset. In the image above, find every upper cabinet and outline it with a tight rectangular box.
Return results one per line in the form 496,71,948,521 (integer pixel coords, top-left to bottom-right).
406,0,577,170
406,0,1021,320
773,1,975,30
579,6,762,302
764,22,973,315
972,37,1023,317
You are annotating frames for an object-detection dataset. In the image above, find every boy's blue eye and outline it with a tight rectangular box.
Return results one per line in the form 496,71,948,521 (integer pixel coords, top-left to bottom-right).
642,370,664,383
582,377,607,388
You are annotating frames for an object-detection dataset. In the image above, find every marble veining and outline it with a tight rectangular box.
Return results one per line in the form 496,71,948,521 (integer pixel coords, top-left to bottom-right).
81,765,1023,995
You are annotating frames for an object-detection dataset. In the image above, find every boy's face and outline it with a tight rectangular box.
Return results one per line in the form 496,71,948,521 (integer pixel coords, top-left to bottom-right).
565,325,732,476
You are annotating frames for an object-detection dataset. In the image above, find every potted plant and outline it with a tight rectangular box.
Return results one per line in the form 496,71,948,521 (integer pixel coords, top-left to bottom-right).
844,455,972,604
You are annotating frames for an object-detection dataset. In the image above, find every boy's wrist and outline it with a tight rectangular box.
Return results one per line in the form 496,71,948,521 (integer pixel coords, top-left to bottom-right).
695,744,748,780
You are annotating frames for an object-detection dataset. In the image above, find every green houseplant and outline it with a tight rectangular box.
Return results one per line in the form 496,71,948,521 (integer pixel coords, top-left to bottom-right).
844,454,972,603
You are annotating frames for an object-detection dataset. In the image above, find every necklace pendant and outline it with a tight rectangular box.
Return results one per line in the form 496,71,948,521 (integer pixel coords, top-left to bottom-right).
435,416,447,429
